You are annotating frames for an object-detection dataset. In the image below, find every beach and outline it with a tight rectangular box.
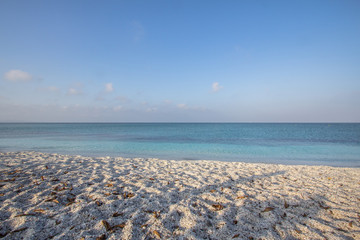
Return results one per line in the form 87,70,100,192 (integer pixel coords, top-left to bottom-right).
0,151,359,240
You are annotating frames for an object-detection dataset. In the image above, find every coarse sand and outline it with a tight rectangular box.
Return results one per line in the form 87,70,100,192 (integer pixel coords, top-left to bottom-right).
0,151,359,240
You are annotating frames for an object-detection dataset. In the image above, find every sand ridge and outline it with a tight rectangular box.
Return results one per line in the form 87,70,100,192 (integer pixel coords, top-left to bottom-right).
0,151,359,240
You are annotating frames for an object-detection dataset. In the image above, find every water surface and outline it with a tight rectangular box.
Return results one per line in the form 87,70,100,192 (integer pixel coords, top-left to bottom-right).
0,123,359,167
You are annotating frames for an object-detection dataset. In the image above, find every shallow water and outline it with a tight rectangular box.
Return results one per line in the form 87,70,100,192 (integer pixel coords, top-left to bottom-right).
0,123,359,167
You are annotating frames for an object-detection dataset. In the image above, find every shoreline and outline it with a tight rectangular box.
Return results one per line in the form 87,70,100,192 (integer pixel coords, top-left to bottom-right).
1,150,359,168
1,151,359,239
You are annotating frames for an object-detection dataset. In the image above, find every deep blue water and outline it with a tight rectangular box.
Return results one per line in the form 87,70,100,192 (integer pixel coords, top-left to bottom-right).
0,123,359,167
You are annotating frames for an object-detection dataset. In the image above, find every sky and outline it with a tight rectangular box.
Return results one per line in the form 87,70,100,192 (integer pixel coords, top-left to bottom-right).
0,0,360,122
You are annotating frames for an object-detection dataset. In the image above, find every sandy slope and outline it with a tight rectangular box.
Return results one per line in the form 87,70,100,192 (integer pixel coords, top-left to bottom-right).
0,151,359,240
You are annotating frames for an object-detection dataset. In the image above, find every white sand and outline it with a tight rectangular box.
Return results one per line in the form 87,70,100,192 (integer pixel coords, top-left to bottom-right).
0,151,359,240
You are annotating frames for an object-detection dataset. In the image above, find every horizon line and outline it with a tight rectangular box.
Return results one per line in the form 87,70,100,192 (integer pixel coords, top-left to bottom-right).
0,121,359,124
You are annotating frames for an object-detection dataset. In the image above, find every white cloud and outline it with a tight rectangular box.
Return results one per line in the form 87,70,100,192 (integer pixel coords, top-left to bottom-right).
211,82,223,92
212,82,223,92
4,69,32,82
105,83,113,93
67,88,82,96
177,103,188,109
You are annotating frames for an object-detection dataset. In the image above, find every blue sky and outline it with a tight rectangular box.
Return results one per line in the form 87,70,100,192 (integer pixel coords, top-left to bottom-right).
1,0,359,122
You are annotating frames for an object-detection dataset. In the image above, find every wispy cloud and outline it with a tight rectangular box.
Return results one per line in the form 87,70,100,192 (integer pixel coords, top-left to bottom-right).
66,82,83,96
4,69,32,82
95,95,105,101
39,86,60,92
67,88,82,96
113,105,123,112
212,82,223,92
177,103,207,111
105,83,113,93
115,95,129,103
146,107,157,112
131,21,145,42
177,103,188,109
163,99,172,104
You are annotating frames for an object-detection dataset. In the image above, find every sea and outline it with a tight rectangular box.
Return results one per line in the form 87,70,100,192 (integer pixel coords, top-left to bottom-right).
0,123,359,167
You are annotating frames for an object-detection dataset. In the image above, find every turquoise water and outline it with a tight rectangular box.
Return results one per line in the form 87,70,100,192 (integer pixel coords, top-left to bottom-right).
0,123,359,167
